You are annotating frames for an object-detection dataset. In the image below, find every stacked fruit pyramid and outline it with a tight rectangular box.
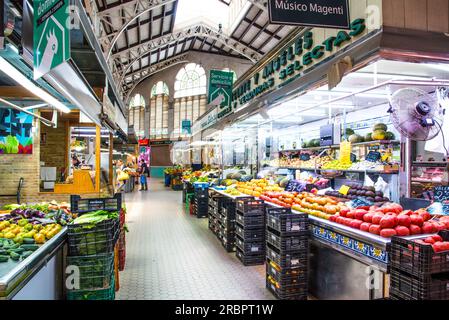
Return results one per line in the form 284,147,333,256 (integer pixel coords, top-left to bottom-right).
389,230,449,300
66,194,121,300
235,198,266,266
265,206,309,300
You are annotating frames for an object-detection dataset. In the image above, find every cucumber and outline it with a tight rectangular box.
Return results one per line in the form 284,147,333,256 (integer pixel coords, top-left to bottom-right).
9,247,25,254
22,238,35,245
0,255,8,263
9,251,20,261
20,244,39,251
0,249,6,255
21,251,33,259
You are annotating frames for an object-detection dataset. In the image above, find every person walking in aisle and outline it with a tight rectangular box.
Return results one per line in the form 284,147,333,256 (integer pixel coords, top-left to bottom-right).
139,159,148,191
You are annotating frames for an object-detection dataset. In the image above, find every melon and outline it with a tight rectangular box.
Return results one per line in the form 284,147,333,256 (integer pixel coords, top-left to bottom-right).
373,123,388,131
348,134,364,143
226,173,234,179
231,173,242,180
275,176,284,184
365,133,373,141
280,178,290,188
385,131,396,140
345,128,355,136
372,129,387,140
238,170,247,175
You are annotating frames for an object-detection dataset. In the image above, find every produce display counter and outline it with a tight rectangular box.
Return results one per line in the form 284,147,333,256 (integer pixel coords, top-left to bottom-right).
0,228,66,300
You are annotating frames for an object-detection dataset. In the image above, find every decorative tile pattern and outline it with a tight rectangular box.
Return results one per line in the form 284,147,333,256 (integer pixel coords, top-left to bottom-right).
115,179,274,300
311,225,388,264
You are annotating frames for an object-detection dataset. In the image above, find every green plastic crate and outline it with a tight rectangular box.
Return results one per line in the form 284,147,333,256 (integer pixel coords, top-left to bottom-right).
67,275,115,300
66,253,115,290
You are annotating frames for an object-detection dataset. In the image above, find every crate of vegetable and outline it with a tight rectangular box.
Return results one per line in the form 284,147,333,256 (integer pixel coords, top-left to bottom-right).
390,230,449,276
66,275,115,300
66,252,114,290
67,210,119,256
70,193,122,214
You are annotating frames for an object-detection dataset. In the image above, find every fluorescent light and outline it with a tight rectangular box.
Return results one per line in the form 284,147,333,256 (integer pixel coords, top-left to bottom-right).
0,57,70,113
23,103,48,110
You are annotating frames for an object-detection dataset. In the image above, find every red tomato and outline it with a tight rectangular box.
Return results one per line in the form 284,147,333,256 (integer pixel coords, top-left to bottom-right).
409,224,422,235
395,226,410,236
432,242,446,252
380,216,398,229
360,222,372,232
397,215,412,227
410,214,424,227
329,215,336,222
424,237,436,244
350,220,363,229
417,211,431,222
339,208,349,217
399,210,414,216
369,224,381,235
346,211,355,219
422,222,436,234
354,209,367,221
363,213,374,223
431,235,443,242
372,214,384,225
380,228,397,238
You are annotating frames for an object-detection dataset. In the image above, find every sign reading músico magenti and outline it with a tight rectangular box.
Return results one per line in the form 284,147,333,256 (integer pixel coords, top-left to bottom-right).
268,0,350,29
33,0,70,79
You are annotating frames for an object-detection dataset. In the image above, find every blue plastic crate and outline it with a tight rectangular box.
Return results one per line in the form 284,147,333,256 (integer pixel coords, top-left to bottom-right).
193,182,209,189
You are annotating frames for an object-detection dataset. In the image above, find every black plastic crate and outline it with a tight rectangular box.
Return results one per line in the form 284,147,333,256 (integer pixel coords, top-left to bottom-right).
221,237,235,253
266,262,307,286
235,211,265,229
222,207,236,220
390,268,449,300
66,253,114,290
390,230,449,276
266,259,307,277
266,244,308,270
184,182,195,193
236,235,265,255
236,198,264,215
194,189,209,199
235,224,265,241
266,229,308,252
266,278,307,300
70,194,122,214
236,248,265,266
266,207,309,235
67,218,119,256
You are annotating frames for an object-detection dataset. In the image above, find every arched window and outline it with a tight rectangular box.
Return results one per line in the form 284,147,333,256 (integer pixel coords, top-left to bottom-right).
128,94,145,138
222,68,237,83
173,64,207,138
149,81,170,139
174,63,207,99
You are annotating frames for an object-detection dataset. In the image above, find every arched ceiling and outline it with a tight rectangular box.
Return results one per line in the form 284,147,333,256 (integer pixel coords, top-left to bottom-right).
93,0,299,97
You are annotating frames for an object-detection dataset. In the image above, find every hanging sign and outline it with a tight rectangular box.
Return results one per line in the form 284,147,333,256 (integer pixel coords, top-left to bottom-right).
33,0,70,79
0,108,33,154
268,0,350,29
139,139,149,146
182,119,191,135
428,186,449,216
208,70,234,118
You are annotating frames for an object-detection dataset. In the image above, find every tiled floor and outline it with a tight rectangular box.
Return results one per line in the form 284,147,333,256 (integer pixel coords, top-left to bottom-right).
116,179,274,300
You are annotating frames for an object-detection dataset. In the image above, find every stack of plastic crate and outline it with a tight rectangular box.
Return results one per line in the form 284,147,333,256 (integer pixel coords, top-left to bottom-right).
208,190,222,238
235,198,266,266
389,230,449,300
118,207,126,271
265,206,309,300
66,194,121,300
193,183,209,218
219,197,237,252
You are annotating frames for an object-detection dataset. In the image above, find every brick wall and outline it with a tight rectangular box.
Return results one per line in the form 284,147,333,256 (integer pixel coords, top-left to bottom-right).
40,121,67,179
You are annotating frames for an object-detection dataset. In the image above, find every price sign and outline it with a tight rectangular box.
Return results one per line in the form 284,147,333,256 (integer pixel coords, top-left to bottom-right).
366,151,381,162
349,197,373,208
339,185,350,195
431,186,449,216
300,154,310,161
285,180,306,192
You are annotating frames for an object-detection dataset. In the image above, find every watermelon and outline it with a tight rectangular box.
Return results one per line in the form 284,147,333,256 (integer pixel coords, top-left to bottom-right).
373,123,388,131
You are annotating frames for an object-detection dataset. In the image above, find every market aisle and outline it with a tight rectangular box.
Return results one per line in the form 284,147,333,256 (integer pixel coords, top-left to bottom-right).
116,179,274,300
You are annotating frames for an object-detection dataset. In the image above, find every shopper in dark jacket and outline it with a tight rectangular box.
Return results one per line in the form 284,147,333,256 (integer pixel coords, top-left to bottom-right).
139,160,148,191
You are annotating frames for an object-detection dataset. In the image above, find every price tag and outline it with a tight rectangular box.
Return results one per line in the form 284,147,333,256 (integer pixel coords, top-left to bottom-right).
434,186,449,202
427,202,449,216
366,151,381,162
339,185,350,195
350,197,373,208
300,154,310,161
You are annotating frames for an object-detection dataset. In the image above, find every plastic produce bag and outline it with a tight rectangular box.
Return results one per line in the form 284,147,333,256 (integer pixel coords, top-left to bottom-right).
364,174,375,187
374,176,390,199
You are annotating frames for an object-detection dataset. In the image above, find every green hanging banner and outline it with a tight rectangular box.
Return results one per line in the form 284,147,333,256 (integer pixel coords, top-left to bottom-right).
208,70,234,118
33,0,70,79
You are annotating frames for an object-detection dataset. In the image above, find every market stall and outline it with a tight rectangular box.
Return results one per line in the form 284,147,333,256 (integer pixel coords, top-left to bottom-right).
195,1,449,300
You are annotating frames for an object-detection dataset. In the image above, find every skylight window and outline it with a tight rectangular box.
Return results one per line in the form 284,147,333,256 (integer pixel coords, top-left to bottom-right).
174,0,230,33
